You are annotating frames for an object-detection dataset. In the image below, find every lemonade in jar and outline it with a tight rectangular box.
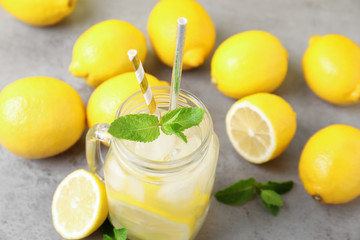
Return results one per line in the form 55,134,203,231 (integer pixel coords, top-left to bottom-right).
86,86,219,240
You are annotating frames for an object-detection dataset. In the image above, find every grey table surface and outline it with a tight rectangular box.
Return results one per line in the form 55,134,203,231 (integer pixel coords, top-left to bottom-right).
1,0,360,239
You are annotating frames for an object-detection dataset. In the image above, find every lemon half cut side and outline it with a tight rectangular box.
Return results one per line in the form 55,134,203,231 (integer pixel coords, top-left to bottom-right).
226,101,276,163
52,169,108,239
226,93,296,164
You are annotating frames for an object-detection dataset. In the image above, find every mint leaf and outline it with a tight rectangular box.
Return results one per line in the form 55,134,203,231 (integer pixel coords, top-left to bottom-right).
262,200,280,216
161,107,205,130
103,228,127,240
215,178,256,205
101,218,127,240
108,114,159,143
260,189,283,207
104,235,113,240
113,228,127,240
161,123,182,135
108,107,205,143
258,181,293,195
216,178,293,216
173,131,187,143
160,107,205,142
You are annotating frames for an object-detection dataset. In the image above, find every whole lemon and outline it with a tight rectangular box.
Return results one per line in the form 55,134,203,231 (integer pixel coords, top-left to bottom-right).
87,72,169,128
0,77,85,159
302,34,360,105
148,0,216,70
69,20,147,88
299,124,360,204
0,0,76,26
211,30,288,99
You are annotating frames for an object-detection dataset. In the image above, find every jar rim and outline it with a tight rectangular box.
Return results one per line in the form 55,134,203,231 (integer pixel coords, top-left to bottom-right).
111,86,213,171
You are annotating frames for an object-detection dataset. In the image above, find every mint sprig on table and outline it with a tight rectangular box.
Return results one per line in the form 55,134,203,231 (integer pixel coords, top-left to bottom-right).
215,178,293,216
103,228,127,240
102,218,127,240
108,107,205,143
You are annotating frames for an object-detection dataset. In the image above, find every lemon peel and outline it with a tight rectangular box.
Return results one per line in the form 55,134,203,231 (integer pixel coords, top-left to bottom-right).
303,34,360,105
0,76,85,159
70,19,147,87
148,0,215,70
299,125,360,204
211,30,288,99
87,72,169,128
0,0,77,26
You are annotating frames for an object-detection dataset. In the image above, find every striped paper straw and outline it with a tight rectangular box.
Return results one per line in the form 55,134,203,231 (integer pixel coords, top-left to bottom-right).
169,17,187,111
127,49,158,115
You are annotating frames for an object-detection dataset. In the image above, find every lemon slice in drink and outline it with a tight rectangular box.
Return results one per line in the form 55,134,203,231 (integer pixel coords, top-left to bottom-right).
52,169,108,239
108,198,190,240
226,93,296,164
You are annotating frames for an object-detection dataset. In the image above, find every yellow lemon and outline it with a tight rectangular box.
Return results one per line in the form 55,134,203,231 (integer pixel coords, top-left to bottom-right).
211,30,288,99
87,72,169,128
69,20,147,88
0,0,76,26
299,124,360,204
52,169,108,239
148,0,216,70
226,93,296,164
302,34,360,105
0,77,85,159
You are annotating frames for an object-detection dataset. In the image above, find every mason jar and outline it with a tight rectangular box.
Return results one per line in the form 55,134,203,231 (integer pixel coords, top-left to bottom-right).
86,86,219,240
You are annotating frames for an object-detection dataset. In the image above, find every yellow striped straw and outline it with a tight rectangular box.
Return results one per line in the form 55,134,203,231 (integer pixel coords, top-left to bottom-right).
127,49,158,115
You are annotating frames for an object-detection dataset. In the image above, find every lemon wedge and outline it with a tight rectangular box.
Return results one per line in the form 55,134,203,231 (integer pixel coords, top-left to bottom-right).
226,93,296,164
52,169,108,239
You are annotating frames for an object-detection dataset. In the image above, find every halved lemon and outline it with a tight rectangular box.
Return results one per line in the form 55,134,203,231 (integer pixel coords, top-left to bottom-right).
226,93,296,164
52,169,108,239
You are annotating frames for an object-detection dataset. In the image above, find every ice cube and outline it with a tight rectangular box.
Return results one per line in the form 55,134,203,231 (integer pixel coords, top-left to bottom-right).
123,125,203,162
124,131,179,161
169,126,202,159
157,177,195,204
104,154,126,191
125,175,145,202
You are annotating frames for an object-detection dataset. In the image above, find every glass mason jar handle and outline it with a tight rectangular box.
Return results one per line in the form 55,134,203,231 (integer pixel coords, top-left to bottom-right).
86,123,112,181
